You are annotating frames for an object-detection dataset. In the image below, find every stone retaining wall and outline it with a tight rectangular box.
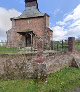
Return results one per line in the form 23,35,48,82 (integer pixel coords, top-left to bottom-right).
0,52,80,79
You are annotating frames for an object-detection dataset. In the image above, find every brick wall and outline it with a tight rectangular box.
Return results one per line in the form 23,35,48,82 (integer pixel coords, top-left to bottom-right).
7,15,53,48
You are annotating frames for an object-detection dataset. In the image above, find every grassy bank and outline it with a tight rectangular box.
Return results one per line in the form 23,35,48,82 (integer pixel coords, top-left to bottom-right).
0,68,80,92
0,46,19,54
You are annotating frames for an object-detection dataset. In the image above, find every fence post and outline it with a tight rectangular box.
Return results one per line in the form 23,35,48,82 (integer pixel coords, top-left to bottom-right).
50,41,54,50
62,40,64,51
57,42,59,51
68,37,75,52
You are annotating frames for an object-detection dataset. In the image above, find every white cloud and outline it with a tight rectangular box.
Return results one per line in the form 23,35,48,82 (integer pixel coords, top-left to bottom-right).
52,26,67,41
69,20,80,28
0,7,21,41
53,9,60,16
53,4,80,41
56,21,65,26
64,4,80,22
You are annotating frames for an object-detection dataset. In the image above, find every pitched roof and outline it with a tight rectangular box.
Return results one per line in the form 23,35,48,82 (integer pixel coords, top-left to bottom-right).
12,6,47,20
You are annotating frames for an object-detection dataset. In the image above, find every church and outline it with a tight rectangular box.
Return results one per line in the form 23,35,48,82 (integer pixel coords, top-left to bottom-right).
7,0,53,49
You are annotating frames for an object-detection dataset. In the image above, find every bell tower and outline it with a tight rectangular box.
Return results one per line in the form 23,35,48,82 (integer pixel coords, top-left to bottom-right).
25,0,38,9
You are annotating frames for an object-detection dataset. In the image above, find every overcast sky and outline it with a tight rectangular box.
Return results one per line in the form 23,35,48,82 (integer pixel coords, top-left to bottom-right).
0,0,80,41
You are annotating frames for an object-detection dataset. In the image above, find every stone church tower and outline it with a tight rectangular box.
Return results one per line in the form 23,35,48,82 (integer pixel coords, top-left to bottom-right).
7,0,53,49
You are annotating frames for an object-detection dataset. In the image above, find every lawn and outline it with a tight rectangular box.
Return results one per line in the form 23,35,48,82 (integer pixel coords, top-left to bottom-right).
0,67,80,92
0,46,19,54
75,42,80,51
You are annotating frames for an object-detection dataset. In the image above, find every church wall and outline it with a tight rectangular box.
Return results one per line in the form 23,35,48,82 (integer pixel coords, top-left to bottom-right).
15,17,45,36
7,0,53,49
9,16,48,47
7,16,53,48
44,15,50,28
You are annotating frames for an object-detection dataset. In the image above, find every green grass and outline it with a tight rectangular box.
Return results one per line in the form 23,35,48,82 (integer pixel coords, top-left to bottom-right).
0,46,19,54
75,43,80,51
0,67,80,92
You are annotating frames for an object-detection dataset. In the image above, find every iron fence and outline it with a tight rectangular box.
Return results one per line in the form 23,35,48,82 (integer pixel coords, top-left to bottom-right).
52,40,68,52
52,39,80,52
0,39,80,54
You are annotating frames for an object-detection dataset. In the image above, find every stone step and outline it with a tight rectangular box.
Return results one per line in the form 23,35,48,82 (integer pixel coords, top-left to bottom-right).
20,47,37,51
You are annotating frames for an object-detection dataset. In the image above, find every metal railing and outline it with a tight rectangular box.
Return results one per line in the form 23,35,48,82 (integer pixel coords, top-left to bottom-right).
0,39,80,54
52,40,68,52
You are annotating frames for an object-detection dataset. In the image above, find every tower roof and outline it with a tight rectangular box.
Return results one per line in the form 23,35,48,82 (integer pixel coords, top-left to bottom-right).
11,0,49,20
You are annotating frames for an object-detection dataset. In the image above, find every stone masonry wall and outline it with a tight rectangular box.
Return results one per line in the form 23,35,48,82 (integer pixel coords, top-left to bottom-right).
0,52,80,79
